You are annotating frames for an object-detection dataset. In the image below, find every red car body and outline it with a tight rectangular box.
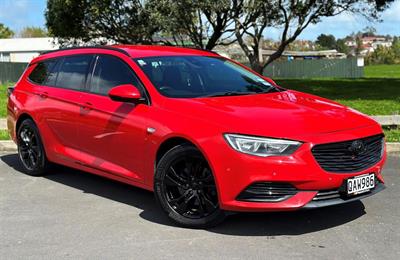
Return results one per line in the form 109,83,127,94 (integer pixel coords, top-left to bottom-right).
7,45,386,215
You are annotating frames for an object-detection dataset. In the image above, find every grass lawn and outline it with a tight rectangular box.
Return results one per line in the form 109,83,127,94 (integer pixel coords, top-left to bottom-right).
0,83,10,118
384,127,400,142
0,129,9,140
364,64,400,78
275,78,400,115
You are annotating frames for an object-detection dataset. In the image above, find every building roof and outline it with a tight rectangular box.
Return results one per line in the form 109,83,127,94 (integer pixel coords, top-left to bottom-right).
0,37,59,52
261,49,346,58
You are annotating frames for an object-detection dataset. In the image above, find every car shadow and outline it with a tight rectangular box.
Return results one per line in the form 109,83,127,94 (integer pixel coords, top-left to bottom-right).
1,153,366,236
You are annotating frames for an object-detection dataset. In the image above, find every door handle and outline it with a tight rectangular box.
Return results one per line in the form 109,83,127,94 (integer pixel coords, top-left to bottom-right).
81,102,93,110
39,92,48,98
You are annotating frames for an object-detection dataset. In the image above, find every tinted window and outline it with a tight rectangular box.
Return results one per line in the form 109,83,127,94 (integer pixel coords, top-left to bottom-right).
90,55,142,95
134,56,277,98
44,58,61,86
28,60,56,84
55,55,92,90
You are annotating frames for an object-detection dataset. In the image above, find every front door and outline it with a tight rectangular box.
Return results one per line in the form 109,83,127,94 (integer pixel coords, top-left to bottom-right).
76,54,149,183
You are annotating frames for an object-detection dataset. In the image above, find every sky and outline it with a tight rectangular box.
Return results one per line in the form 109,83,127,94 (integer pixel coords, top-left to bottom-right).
0,0,399,40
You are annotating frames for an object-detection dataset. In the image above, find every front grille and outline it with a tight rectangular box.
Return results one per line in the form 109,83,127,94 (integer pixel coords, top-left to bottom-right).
236,182,297,202
312,134,384,173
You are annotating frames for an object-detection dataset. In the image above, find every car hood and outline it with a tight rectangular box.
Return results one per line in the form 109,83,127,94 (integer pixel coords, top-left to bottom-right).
161,90,377,141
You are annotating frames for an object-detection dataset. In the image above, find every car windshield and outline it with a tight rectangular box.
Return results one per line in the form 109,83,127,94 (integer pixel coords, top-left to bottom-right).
134,56,279,98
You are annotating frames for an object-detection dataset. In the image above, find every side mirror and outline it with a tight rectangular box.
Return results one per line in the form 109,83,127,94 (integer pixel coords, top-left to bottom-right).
108,84,144,103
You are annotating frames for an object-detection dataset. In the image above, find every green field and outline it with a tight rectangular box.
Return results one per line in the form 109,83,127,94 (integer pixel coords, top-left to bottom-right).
1,64,399,140
384,127,400,142
275,78,400,115
0,129,9,140
0,83,10,118
364,64,400,78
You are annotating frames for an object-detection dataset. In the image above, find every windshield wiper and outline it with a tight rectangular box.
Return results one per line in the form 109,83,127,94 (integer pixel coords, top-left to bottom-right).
201,91,255,97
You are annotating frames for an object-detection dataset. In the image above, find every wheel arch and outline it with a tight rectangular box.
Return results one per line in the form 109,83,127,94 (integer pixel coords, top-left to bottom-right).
155,137,193,167
16,113,35,134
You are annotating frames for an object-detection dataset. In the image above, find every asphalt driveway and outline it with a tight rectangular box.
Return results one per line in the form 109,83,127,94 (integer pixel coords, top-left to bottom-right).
1,152,399,259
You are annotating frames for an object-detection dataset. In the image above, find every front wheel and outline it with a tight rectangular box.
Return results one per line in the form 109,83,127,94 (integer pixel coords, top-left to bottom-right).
154,144,225,228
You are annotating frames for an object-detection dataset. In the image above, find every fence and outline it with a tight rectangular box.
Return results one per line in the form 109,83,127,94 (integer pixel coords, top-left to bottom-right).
0,62,28,84
262,58,364,78
0,58,364,83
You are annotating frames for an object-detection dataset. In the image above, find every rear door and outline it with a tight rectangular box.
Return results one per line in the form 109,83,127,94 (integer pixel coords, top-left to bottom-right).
33,54,94,163
76,54,150,183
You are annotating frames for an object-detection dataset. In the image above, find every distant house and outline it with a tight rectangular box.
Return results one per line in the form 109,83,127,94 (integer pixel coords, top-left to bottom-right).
262,49,347,60
0,37,59,63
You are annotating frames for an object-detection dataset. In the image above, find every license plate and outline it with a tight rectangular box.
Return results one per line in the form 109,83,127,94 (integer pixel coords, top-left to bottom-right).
347,174,375,195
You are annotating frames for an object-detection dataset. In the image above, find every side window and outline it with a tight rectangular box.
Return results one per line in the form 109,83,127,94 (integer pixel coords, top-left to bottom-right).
28,60,56,84
55,55,92,90
44,58,62,86
90,55,142,95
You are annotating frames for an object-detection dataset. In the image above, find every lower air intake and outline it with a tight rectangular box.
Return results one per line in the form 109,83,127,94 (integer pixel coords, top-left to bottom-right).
237,182,297,202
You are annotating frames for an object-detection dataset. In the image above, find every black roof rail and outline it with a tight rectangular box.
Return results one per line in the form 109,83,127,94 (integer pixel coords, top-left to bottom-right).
184,46,220,55
41,45,130,57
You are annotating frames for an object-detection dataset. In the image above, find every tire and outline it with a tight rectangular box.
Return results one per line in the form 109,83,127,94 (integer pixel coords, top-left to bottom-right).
154,144,226,228
17,119,50,176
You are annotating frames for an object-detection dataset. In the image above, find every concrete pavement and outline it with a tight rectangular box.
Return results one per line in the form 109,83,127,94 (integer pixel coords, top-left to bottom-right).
0,152,399,259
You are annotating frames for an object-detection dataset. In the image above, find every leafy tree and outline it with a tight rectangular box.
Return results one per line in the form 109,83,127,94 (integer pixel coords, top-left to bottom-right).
19,27,48,38
335,39,350,55
46,0,395,72
392,36,400,58
46,0,157,46
233,0,394,73
316,34,336,50
362,26,377,37
0,23,14,38
147,0,236,50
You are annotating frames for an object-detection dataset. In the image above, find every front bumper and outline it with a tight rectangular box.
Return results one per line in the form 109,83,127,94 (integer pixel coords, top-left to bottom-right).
202,125,387,212
302,182,386,209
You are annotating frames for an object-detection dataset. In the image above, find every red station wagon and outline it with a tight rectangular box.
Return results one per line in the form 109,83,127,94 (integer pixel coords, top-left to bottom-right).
7,45,386,227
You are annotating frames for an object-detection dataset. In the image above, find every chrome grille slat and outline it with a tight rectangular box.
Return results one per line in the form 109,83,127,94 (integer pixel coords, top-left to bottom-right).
311,134,384,173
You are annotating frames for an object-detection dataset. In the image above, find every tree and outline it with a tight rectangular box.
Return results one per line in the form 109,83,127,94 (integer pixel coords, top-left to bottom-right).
147,0,236,50
46,0,394,72
233,0,394,73
316,34,336,49
19,27,48,38
0,23,14,38
46,0,158,46
335,39,350,55
362,26,377,37
392,36,400,58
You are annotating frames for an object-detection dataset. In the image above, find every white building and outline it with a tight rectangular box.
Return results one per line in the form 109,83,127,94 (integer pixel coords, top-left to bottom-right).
0,37,59,63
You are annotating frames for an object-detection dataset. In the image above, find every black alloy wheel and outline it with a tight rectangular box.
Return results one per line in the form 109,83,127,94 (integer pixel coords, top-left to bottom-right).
154,144,225,228
17,119,50,176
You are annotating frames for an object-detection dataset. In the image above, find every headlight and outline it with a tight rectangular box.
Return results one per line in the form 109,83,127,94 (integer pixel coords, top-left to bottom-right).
224,134,302,157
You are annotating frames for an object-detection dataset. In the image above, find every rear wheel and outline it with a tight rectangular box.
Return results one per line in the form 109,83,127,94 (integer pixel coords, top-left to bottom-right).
154,144,225,228
17,119,50,176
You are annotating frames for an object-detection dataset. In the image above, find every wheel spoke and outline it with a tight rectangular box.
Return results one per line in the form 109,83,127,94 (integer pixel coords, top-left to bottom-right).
168,166,187,183
200,193,217,211
196,194,205,216
163,154,218,219
174,202,188,215
164,174,186,188
29,153,37,167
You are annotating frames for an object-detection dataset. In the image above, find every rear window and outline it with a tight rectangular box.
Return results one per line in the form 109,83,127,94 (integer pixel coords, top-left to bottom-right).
28,60,56,84
55,55,93,90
